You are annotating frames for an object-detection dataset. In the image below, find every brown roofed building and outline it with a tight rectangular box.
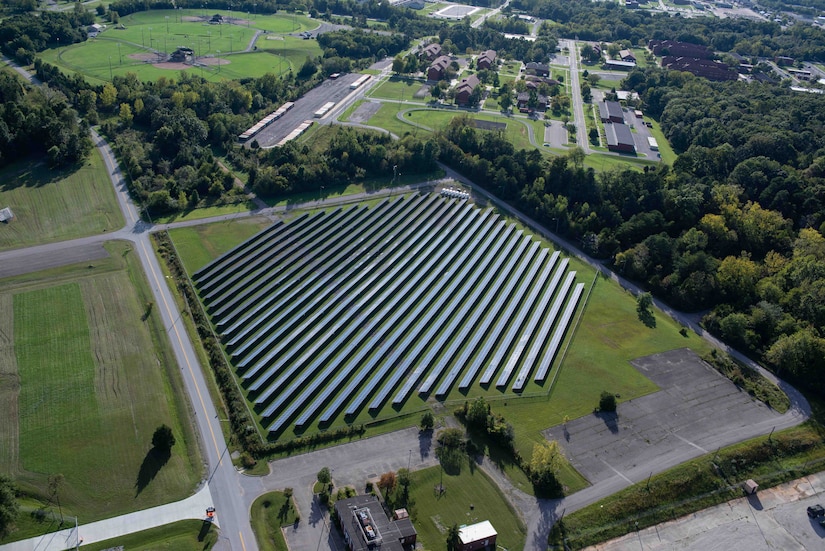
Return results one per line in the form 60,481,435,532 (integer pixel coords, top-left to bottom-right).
525,61,550,77
648,40,714,59
455,74,481,106
604,122,636,153
661,56,738,81
421,42,442,61
477,50,497,70
427,55,452,81
619,49,636,63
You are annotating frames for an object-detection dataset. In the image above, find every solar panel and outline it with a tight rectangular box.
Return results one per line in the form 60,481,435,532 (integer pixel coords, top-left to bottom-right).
534,282,585,382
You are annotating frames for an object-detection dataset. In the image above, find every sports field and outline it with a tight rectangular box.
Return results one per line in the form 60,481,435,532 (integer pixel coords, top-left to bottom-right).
37,9,320,84
0,241,201,530
0,149,123,250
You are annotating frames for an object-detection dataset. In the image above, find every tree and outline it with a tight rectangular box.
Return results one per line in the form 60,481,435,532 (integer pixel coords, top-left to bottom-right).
636,292,655,327
392,55,405,74
465,396,489,429
447,523,461,551
499,90,512,112
0,475,18,538
599,391,617,413
529,441,564,495
151,424,176,451
317,467,331,485
420,411,435,431
377,471,397,497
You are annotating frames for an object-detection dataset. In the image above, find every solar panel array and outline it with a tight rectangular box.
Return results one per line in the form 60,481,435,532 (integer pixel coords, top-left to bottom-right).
193,193,587,436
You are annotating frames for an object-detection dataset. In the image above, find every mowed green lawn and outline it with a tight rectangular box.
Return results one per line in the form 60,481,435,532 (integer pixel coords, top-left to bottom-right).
169,217,272,274
0,241,201,535
407,465,526,551
250,491,298,551
81,520,217,551
0,150,122,250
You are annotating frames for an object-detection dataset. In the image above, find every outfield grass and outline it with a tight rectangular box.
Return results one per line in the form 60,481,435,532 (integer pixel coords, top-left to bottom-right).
368,76,430,102
169,217,272,274
404,465,526,551
250,491,298,551
0,241,201,536
82,520,218,551
0,150,123,250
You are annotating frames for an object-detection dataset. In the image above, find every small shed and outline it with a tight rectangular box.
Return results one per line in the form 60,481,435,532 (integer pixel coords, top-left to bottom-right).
743,479,758,495
458,520,497,551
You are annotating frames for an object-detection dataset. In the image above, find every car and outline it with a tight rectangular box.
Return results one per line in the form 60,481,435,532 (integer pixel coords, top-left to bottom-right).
807,504,825,518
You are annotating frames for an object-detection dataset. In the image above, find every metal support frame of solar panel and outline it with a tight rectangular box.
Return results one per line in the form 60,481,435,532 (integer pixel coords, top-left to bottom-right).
204,204,365,314
261,205,493,428
478,251,557,388
269,209,496,431
450,236,533,391
534,282,585,383
511,268,575,392
193,219,292,283
418,224,520,396
240,199,469,390
496,256,567,389
476,243,548,386
431,229,525,396
239,202,469,390
314,212,505,424
391,239,544,406
199,209,339,299
336,221,509,415
214,197,415,349
219,196,435,352
220,198,436,362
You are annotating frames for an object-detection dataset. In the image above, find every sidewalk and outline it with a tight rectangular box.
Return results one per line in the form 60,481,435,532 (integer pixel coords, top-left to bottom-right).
0,484,215,551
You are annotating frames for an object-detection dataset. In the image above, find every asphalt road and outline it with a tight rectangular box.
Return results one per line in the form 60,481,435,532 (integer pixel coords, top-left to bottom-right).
565,39,591,154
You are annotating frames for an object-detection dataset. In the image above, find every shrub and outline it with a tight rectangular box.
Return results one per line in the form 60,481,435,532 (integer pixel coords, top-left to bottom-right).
599,391,617,413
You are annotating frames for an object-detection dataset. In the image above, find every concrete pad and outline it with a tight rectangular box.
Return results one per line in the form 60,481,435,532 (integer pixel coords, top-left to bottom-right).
545,349,783,486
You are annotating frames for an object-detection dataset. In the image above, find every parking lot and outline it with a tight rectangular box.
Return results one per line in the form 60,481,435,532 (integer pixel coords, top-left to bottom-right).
253,72,365,148
589,471,825,550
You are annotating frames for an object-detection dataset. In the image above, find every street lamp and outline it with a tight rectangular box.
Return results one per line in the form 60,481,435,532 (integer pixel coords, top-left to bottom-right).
165,15,169,33
108,55,112,80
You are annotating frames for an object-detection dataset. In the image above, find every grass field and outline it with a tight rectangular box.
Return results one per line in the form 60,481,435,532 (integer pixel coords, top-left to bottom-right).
168,217,272,274
36,9,321,84
0,241,201,540
0,150,123,250
82,520,218,551
250,491,298,551
151,200,259,225
405,465,526,551
368,76,430,102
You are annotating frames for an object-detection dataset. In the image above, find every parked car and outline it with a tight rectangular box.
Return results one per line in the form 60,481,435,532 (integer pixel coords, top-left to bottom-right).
807,504,825,518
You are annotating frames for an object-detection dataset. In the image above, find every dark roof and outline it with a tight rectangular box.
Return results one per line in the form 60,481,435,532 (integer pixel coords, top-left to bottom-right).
599,100,624,121
648,40,714,59
334,495,416,551
477,49,497,68
661,56,738,81
430,55,451,71
456,74,480,94
604,122,635,149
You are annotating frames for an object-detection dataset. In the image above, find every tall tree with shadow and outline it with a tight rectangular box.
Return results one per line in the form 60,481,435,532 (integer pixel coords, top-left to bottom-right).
135,425,176,496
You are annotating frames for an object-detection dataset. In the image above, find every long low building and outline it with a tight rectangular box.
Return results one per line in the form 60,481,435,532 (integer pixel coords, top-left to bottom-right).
604,122,635,153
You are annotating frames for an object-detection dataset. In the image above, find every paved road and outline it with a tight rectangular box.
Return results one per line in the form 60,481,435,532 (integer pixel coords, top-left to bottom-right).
564,39,591,154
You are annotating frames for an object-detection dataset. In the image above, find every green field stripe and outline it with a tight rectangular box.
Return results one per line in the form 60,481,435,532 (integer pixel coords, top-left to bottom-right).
15,283,101,475
0,293,19,472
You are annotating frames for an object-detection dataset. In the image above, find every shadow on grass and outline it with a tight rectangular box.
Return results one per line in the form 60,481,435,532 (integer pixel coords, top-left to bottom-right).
0,158,86,191
135,447,172,496
198,520,214,542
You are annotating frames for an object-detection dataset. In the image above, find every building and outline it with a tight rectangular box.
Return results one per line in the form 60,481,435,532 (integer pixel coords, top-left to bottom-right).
476,50,497,71
86,23,104,35
334,495,417,551
517,91,548,112
598,100,624,123
0,207,14,223
458,520,497,551
619,49,636,63
455,74,481,106
648,40,714,59
427,55,451,81
604,122,636,153
775,55,795,66
525,61,550,77
421,42,442,61
603,59,636,71
661,56,738,81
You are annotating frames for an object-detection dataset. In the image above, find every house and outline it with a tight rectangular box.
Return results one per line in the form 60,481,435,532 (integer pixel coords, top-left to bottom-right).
525,61,550,77
661,56,738,81
458,520,497,551
592,44,602,57
604,122,636,153
619,49,636,63
421,42,442,61
598,100,624,123
775,55,795,66
427,55,451,81
455,74,481,106
517,92,548,112
334,495,417,551
477,50,497,71
86,23,104,35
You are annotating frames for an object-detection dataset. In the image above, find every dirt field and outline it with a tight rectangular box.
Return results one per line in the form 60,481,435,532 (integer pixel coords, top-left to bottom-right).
349,101,382,124
128,53,156,61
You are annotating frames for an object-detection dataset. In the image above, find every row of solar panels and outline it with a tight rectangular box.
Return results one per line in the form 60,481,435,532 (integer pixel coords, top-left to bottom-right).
195,193,585,434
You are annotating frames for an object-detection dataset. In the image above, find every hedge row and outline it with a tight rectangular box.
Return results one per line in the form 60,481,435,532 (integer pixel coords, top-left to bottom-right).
153,231,366,457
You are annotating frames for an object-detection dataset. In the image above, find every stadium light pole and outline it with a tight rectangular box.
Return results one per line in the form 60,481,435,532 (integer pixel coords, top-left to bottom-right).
108,56,112,80
165,15,169,33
